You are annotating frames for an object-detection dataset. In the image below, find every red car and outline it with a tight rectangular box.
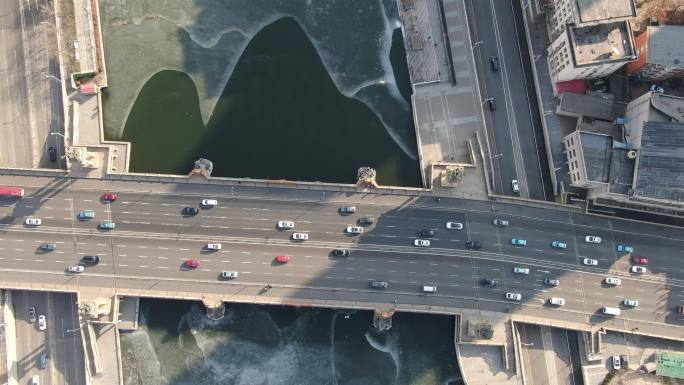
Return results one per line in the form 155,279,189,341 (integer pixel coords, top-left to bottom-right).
632,256,649,265
276,255,291,264
184,259,200,269
101,193,118,202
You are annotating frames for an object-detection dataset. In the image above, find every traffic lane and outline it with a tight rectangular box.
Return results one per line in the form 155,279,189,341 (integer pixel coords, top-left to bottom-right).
550,328,575,385
50,293,84,385
466,0,518,194
493,0,546,200
14,291,48,385
518,324,548,385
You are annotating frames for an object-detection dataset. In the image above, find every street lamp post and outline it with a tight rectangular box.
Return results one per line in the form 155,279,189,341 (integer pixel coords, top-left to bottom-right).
491,153,503,160
45,75,62,84
472,41,483,50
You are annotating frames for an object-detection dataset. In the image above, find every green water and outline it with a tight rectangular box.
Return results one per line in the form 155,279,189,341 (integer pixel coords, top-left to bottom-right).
110,17,420,187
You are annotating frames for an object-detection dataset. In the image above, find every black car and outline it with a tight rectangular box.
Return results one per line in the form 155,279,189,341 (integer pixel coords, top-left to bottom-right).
465,241,482,250
48,147,57,162
39,243,57,251
39,353,48,369
181,207,199,216
490,56,500,72
417,229,436,238
358,216,375,225
620,354,630,368
487,98,496,111
480,278,499,287
332,249,350,257
81,255,100,265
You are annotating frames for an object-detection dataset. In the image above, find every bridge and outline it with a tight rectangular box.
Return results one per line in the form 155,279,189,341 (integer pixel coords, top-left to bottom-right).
0,173,682,343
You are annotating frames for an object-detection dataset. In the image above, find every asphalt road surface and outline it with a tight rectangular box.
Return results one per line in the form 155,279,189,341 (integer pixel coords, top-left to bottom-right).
12,290,84,385
0,183,682,336
465,0,551,200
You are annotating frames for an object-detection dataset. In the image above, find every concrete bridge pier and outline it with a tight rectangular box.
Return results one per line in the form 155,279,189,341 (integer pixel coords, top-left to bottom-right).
372,309,395,331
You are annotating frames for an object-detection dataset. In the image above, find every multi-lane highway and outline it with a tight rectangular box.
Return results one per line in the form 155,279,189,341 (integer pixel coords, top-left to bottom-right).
0,179,683,337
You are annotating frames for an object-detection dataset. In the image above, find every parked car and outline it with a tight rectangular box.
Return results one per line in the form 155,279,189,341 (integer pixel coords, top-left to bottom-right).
358,216,375,225
101,193,117,202
549,297,565,306
544,278,560,286
206,243,222,250
48,147,57,162
346,226,363,234
81,255,100,265
221,271,238,279
181,207,199,216
277,220,295,229
631,256,649,265
184,259,200,269
276,255,291,264
466,241,482,250
510,238,527,246
200,199,218,207
630,265,646,274
292,232,309,241
623,299,639,307
605,277,622,286
28,306,36,323
25,217,42,226
617,244,634,253
414,239,430,247
39,243,56,251
513,266,530,275
506,292,522,301
339,206,356,214
98,220,116,230
370,280,388,289
445,222,463,230
67,265,84,273
418,229,437,237
492,219,509,227
612,355,622,370
480,278,499,287
583,258,598,266
490,56,500,71
31,374,39,385
511,179,519,193
78,210,95,220
584,235,602,244
39,353,48,369
650,84,665,93
620,354,630,368
38,315,46,331
551,241,567,249
332,249,350,257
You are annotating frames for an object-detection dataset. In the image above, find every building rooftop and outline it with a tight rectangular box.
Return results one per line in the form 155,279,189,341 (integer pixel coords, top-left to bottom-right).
558,92,614,120
646,25,684,69
571,21,635,66
575,0,636,24
634,122,684,202
580,132,612,182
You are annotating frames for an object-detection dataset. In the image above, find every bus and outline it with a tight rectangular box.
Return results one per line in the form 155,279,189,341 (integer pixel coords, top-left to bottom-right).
0,186,25,198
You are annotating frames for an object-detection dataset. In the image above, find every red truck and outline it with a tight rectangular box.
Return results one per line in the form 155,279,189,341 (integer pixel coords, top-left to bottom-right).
0,186,24,198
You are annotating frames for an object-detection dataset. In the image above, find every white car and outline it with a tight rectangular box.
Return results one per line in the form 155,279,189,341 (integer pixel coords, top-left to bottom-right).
549,297,565,306
445,222,463,230
506,292,522,301
31,375,39,385
623,299,639,307
25,218,42,226
605,277,622,286
292,233,308,241
414,239,430,247
582,258,598,266
513,266,530,275
511,179,520,193
612,355,621,370
206,243,222,250
221,271,238,279
67,265,84,273
200,199,218,207
584,236,602,244
630,266,646,274
346,226,363,234
278,220,295,229
38,315,46,331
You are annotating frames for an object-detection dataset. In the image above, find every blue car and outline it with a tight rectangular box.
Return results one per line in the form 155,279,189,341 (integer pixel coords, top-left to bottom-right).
98,220,116,230
617,244,634,253
78,210,95,220
511,238,527,246
551,241,567,249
